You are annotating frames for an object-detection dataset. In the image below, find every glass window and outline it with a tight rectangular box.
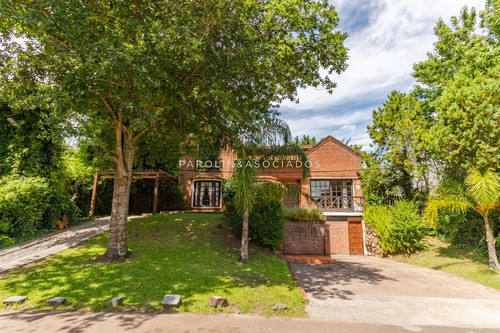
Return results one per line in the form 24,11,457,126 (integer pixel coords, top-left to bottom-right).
193,181,221,207
310,180,352,197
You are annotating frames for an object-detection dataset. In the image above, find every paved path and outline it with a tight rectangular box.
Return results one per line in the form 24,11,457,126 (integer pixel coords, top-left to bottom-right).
1,311,498,333
0,216,140,274
291,255,500,330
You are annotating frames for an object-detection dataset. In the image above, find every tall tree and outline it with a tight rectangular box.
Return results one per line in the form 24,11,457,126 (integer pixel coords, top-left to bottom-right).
412,5,500,172
367,91,433,200
0,0,347,261
425,169,500,269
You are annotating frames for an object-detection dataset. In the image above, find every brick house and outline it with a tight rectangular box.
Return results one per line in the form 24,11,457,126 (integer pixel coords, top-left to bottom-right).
178,135,366,255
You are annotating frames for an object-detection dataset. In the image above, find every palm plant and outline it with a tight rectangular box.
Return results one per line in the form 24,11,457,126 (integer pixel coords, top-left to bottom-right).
231,119,309,263
425,169,500,269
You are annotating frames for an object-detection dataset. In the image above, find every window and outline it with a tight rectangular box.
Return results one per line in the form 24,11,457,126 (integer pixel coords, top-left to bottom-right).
193,181,221,207
310,180,353,197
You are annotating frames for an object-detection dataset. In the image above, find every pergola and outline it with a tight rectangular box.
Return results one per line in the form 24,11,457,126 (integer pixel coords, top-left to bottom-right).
89,169,178,217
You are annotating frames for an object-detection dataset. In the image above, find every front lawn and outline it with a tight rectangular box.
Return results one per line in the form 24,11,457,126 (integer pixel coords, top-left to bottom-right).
0,213,306,317
389,237,500,290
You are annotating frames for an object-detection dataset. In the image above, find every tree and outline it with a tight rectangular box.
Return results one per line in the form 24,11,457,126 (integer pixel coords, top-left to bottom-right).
0,0,348,261
293,135,317,145
425,169,500,269
412,5,499,172
232,119,309,263
233,152,258,264
367,91,433,200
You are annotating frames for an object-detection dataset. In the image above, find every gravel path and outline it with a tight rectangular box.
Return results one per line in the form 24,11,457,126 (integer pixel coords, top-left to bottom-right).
0,216,140,274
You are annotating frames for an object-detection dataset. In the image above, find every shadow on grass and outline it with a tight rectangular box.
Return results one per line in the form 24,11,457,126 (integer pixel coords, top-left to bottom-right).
0,213,302,315
290,260,396,300
435,245,489,267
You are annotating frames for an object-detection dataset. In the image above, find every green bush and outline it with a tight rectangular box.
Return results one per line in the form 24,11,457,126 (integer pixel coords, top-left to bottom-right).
225,197,284,250
364,200,429,255
223,180,285,250
435,210,500,256
0,176,51,245
42,193,80,228
0,175,81,248
285,207,325,222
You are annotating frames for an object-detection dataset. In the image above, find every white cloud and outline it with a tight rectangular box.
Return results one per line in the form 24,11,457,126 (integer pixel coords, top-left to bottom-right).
279,0,486,150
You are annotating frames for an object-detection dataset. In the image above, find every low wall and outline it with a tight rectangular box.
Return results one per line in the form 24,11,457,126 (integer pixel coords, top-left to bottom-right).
283,221,326,255
325,221,349,255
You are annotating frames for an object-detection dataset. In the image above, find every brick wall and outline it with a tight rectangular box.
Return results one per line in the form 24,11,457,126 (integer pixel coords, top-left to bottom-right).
283,222,326,255
326,221,350,255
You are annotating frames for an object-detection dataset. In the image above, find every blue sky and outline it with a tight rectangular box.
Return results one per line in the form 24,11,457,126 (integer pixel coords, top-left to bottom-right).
279,0,486,150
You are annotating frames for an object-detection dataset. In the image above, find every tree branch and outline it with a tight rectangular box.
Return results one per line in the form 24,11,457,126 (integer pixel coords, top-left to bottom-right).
98,93,118,121
183,63,202,84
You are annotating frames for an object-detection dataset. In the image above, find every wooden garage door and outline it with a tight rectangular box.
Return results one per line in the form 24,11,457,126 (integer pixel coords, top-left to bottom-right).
348,221,364,255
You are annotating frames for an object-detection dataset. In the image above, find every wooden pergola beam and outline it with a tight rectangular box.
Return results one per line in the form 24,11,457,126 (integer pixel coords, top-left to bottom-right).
89,169,177,217
152,170,160,215
89,173,99,218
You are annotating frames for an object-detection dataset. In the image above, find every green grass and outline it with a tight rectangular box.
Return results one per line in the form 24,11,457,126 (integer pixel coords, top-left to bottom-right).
390,237,500,290
0,213,306,317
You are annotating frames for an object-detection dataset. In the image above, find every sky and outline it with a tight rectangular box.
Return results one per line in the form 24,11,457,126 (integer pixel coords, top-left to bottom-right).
279,0,486,150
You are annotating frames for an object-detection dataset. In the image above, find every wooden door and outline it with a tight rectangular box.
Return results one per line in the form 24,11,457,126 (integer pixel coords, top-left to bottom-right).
348,220,364,255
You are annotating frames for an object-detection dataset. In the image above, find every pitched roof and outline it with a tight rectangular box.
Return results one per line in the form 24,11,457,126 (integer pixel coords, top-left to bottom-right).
305,135,361,157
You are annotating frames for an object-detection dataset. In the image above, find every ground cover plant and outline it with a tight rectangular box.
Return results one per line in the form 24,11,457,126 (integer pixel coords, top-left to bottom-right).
0,213,305,317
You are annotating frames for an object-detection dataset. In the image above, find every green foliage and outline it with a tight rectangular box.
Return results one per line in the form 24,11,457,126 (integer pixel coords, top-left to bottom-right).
284,207,325,222
293,135,317,145
225,197,284,251
435,212,490,251
223,180,285,250
0,176,51,245
0,174,81,248
412,5,500,172
425,169,500,226
363,205,394,253
367,91,432,201
361,152,401,205
364,200,429,255
0,103,65,178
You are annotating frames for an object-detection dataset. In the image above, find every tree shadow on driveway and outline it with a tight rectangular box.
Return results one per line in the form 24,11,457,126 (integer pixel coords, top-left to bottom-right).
290,259,397,301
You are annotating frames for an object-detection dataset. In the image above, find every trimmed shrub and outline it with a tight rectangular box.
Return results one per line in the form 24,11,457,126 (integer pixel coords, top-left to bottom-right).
285,207,325,222
364,200,429,255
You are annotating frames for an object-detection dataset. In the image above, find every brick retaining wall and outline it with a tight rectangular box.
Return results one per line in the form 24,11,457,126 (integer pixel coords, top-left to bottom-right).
283,220,355,255
283,222,326,255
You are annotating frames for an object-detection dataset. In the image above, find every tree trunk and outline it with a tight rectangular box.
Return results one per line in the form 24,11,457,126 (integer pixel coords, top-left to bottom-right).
239,209,249,264
484,216,500,270
100,121,136,262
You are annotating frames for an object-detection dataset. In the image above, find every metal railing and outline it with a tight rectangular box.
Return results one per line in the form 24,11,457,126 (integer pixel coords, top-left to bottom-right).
311,196,365,212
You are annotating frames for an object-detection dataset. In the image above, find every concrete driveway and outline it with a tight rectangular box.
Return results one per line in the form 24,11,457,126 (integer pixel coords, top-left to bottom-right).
291,255,500,330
